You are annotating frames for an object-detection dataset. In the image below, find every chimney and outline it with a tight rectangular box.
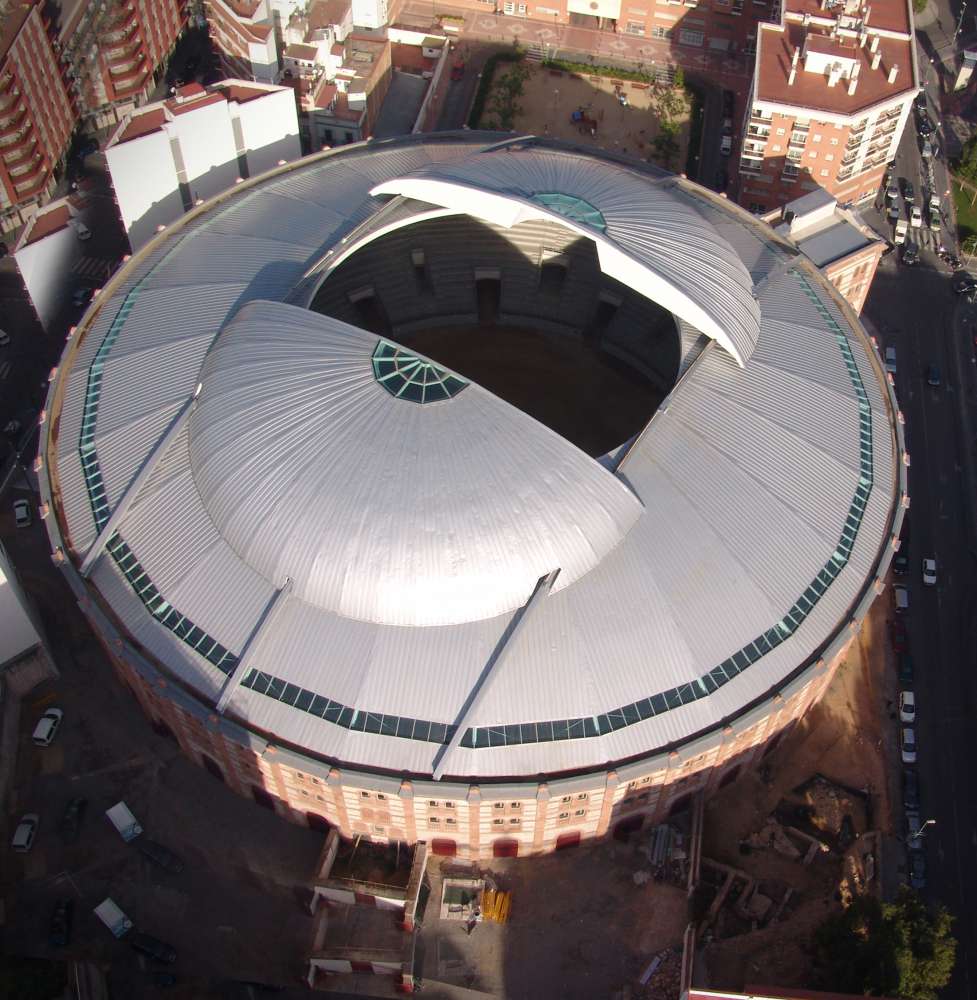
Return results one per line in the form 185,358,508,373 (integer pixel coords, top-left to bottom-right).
870,34,879,52
848,76,858,94
828,62,843,86
871,50,881,70
888,63,899,83
859,30,868,46
792,47,800,67
789,68,797,85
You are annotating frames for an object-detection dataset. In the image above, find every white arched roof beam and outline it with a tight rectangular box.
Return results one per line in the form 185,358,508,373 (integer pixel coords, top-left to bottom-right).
371,176,749,367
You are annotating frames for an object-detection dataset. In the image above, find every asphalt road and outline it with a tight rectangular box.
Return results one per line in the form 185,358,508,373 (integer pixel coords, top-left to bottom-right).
862,91,977,999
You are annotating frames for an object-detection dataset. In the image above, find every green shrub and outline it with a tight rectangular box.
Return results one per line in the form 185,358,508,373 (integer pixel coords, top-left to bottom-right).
469,49,525,129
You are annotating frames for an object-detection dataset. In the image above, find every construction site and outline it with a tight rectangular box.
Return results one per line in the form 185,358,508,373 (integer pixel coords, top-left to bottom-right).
298,598,897,997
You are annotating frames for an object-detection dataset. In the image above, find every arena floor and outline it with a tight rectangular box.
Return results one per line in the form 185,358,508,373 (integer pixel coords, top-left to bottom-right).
403,323,663,456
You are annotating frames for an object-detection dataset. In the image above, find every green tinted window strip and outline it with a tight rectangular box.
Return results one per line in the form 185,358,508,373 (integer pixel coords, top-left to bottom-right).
371,339,468,404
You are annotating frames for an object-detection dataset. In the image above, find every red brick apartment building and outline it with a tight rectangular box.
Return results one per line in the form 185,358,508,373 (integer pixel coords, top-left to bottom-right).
0,0,75,230
58,0,186,123
739,0,917,213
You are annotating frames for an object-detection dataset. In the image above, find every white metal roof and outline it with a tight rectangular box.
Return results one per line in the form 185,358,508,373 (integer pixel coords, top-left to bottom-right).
45,135,899,780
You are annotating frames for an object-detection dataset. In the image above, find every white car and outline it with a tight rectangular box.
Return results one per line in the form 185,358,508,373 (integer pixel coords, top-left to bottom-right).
75,222,92,241
13,499,31,529
910,205,923,228
922,558,937,585
11,814,39,853
32,707,63,747
901,727,917,764
899,691,915,724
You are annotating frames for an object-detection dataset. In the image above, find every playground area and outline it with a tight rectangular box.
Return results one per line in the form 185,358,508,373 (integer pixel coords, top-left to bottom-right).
482,63,692,168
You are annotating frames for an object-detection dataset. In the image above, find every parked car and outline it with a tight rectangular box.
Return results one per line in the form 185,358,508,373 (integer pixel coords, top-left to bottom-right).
918,113,934,137
929,208,941,234
139,839,185,874
4,419,21,436
720,134,732,156
884,346,897,374
11,814,39,853
893,551,909,575
894,219,908,245
902,179,915,203
130,933,177,964
899,690,916,724
74,222,92,241
71,285,94,308
0,330,9,346
903,768,920,809
32,707,63,746
901,727,917,764
13,499,31,529
910,205,923,228
898,651,914,684
450,60,464,81
952,270,977,295
901,241,918,266
891,618,908,652
909,849,926,889
59,797,87,843
922,557,937,585
49,899,74,947
926,364,941,387
885,183,899,201
914,89,927,112
894,584,909,612
887,200,900,222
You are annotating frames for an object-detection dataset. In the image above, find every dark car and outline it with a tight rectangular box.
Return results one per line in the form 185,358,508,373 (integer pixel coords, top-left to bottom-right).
714,168,729,192
893,551,909,575
951,270,977,295
130,933,177,964
903,768,920,809
0,240,7,257
927,364,941,387
901,242,918,266
914,89,927,112
722,89,735,117
71,285,94,309
890,618,908,653
450,60,464,81
185,55,199,75
49,898,74,947
139,839,185,874
917,111,934,136
77,137,99,157
902,179,915,204
909,849,926,889
58,798,87,843
898,652,914,685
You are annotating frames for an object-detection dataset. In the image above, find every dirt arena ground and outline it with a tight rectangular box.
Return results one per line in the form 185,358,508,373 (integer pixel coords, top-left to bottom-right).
498,65,691,166
404,324,661,456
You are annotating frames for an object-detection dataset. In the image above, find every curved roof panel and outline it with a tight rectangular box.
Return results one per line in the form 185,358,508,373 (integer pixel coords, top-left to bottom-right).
188,301,644,626
370,147,761,365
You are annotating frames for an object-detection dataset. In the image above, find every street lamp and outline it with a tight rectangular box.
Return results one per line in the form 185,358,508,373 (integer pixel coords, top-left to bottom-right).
909,818,936,842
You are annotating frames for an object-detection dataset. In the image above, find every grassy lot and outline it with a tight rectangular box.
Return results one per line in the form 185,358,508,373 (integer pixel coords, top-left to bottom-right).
953,179,977,241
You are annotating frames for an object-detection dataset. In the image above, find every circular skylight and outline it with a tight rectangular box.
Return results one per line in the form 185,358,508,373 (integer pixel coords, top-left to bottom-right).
371,339,469,403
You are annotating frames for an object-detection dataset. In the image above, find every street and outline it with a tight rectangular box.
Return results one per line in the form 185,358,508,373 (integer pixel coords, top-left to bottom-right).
862,69,977,996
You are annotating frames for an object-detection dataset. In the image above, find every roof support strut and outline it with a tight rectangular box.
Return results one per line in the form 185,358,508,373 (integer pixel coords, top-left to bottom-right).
79,391,197,578
215,578,293,714
432,568,561,781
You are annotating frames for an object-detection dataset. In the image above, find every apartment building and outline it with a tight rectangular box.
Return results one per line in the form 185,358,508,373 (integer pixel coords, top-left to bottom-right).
205,0,279,82
766,188,884,313
58,0,187,128
739,0,917,213
104,79,301,249
0,0,75,231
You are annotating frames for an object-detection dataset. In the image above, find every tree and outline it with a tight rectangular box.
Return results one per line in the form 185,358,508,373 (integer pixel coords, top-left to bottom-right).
957,133,977,185
814,888,956,1000
913,0,927,12
652,120,680,168
673,65,685,90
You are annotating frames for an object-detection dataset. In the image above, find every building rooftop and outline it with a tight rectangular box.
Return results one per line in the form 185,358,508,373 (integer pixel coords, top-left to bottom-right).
756,21,914,115
309,0,351,30
0,0,35,65
785,0,911,35
285,42,319,61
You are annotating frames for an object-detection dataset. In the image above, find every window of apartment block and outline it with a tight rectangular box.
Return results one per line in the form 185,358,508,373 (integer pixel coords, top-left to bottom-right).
626,20,646,34
561,795,572,803
813,134,822,142
511,802,521,809
678,27,704,45
558,811,570,820
574,808,587,817
429,816,440,824
494,802,505,810
445,802,455,809
776,127,785,135
360,791,371,798
651,26,672,39
820,169,829,177
771,144,782,152
429,800,439,807
577,793,588,800
509,817,521,825
493,818,505,826
446,817,457,825
825,154,834,161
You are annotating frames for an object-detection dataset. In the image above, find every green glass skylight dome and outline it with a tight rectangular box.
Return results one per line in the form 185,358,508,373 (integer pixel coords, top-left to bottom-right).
371,339,469,403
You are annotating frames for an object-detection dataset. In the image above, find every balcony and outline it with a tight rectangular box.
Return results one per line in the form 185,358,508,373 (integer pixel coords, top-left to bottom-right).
9,153,43,180
109,54,145,76
789,133,807,147
751,108,773,122
109,64,150,96
3,137,38,168
739,158,764,175
0,107,27,139
747,126,770,139
14,170,48,200
104,35,141,61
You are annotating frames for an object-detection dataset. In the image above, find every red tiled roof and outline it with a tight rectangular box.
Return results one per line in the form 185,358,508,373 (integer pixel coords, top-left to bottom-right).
309,0,351,30
166,91,226,116
285,43,318,61
331,43,344,56
756,23,914,115
314,82,337,109
117,108,167,143
785,0,911,35
222,83,273,104
220,0,262,17
20,202,70,247
176,82,206,99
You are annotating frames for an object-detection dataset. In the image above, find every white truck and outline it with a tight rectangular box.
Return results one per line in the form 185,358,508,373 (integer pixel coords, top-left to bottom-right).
94,897,133,938
105,801,142,842
894,219,909,245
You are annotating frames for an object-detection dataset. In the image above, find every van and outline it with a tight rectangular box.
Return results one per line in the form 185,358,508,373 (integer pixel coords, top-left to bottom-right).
32,707,63,746
894,584,909,612
94,897,133,938
105,801,143,842
884,346,897,374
